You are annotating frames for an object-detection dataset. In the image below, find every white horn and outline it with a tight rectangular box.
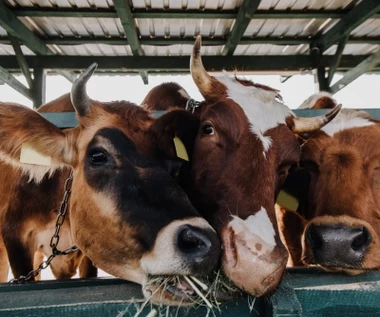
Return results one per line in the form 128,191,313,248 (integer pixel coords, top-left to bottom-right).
290,104,342,134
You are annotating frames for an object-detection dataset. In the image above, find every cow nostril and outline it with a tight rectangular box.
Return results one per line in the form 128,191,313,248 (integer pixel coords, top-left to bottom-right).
177,226,211,254
351,226,371,251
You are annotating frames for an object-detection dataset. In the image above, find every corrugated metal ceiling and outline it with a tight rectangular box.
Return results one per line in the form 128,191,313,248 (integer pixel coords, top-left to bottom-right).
1,0,379,71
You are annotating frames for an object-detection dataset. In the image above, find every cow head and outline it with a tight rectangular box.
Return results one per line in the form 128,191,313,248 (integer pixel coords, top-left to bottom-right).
182,36,341,296
0,64,221,305
289,93,380,274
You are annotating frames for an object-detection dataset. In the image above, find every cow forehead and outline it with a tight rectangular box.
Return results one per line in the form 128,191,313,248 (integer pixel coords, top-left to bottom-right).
321,109,374,137
215,74,294,152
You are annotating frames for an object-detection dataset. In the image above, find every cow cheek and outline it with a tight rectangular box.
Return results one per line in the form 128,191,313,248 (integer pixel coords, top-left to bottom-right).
69,191,146,284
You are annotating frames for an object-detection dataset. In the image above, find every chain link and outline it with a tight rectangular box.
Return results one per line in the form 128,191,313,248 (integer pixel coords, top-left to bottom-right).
9,170,79,284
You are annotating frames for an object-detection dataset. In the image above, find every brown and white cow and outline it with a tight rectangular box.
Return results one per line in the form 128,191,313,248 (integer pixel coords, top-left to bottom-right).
0,63,222,305
142,36,341,296
279,92,380,274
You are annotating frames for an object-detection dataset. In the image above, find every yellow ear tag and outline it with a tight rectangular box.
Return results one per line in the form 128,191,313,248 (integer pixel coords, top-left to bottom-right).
20,143,51,166
173,137,189,161
276,190,299,212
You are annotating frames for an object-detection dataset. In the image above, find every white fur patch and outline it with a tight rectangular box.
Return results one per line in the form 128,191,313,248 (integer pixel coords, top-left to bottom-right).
216,73,293,152
321,109,374,137
298,91,335,109
229,207,276,251
0,151,62,183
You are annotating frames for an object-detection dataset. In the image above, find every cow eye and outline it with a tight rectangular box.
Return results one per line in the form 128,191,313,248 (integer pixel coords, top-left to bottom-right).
90,151,108,165
202,124,215,136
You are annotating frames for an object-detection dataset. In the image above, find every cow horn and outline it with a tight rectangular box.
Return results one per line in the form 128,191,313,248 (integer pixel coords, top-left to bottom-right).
290,104,342,134
190,35,213,96
71,63,98,116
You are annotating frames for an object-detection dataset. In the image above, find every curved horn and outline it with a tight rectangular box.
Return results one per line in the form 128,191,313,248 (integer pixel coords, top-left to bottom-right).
290,104,342,134
70,63,98,116
190,35,213,96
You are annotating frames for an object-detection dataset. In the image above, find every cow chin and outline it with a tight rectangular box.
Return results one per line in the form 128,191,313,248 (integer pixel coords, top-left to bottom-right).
221,214,288,297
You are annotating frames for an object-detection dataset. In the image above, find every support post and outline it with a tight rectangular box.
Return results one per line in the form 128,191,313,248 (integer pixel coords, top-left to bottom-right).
32,68,46,109
317,67,329,92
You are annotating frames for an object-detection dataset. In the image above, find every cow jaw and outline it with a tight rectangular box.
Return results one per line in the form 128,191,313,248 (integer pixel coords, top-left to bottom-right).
221,208,288,297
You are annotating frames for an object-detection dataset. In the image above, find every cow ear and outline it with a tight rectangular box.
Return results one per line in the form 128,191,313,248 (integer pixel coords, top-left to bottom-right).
149,109,200,161
0,103,76,178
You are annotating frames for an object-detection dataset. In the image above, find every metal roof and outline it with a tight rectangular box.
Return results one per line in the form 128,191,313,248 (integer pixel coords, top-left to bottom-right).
1,0,380,103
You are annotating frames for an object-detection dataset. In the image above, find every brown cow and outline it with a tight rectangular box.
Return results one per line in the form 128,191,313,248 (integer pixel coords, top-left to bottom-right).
0,63,222,306
142,36,341,296
0,93,95,282
279,92,380,274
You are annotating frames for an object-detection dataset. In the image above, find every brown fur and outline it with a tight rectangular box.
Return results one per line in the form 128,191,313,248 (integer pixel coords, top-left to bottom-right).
142,80,301,296
280,95,380,273
0,90,219,297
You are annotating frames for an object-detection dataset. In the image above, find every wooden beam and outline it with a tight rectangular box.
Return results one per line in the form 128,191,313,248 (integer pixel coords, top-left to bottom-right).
0,55,372,72
0,65,32,100
8,34,33,88
330,49,380,94
327,34,349,86
31,67,46,109
221,0,261,56
13,7,380,20
312,0,380,53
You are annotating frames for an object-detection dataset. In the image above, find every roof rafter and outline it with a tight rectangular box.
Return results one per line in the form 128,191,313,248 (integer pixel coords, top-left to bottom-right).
312,0,380,53
330,49,380,94
2,36,380,46
11,7,380,20
0,1,76,83
113,0,147,84
0,65,32,100
221,0,261,56
0,55,372,72
327,34,349,86
9,34,33,88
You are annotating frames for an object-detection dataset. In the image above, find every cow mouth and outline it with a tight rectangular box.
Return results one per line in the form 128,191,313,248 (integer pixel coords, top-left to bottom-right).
143,271,242,307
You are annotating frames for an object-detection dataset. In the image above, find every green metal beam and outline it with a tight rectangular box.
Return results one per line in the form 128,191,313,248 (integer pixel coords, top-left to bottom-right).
330,49,380,94
221,0,261,56
0,65,32,100
0,55,372,72
113,0,142,56
312,0,380,53
0,2,77,84
8,34,33,88
0,1,51,55
113,0,147,84
327,34,349,86
31,67,46,108
2,35,380,46
139,71,149,84
13,7,380,19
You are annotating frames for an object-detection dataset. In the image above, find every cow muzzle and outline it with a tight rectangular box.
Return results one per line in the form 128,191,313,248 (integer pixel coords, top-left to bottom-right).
221,211,288,297
302,216,375,272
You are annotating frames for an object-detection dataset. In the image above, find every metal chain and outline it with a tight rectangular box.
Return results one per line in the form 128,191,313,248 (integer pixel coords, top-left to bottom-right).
185,99,201,113
9,170,79,284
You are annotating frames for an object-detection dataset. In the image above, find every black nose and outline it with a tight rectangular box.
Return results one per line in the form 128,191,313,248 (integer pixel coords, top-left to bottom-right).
306,224,371,268
176,225,221,273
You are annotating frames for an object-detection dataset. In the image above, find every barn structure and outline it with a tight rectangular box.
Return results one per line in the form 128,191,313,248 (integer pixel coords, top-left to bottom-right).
1,0,380,316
